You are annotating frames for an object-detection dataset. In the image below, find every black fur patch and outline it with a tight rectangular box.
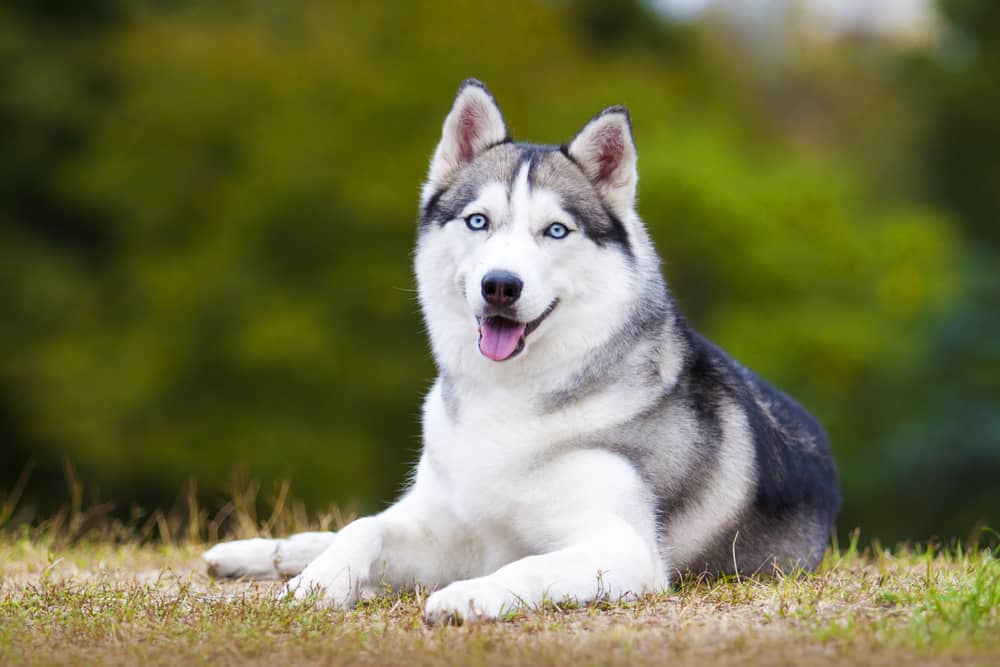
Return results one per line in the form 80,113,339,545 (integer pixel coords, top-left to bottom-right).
420,180,485,229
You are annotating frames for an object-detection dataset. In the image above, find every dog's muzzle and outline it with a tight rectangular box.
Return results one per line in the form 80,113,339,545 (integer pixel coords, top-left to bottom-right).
477,299,558,362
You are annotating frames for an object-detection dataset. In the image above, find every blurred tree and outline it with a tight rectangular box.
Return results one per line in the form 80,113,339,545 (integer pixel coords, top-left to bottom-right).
923,0,1000,246
0,1,127,513
870,0,1000,541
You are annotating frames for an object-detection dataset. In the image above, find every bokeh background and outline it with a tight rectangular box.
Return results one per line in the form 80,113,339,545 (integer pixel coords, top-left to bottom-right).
1,0,997,545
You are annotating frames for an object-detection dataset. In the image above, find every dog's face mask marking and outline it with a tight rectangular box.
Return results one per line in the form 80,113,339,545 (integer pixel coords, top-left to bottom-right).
417,80,640,367
449,162,580,362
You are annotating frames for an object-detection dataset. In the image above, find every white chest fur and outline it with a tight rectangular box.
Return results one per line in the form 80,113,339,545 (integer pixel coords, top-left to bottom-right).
417,378,661,564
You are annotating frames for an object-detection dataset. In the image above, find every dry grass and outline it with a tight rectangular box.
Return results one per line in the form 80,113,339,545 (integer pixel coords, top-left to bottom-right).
1,479,998,666
0,535,997,666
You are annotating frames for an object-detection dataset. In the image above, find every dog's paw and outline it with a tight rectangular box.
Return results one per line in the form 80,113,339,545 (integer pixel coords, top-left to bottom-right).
423,578,519,625
282,564,366,608
203,538,280,580
273,531,337,577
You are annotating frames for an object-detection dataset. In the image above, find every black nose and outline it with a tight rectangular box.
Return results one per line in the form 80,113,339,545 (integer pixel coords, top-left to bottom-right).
481,271,523,306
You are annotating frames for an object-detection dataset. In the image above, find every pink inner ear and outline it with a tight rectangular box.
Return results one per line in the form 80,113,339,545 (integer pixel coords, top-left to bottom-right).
458,101,488,163
593,125,625,182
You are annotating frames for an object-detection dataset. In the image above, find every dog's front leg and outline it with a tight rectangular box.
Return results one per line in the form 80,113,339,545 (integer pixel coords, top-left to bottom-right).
204,531,337,580
423,514,665,624
283,491,459,607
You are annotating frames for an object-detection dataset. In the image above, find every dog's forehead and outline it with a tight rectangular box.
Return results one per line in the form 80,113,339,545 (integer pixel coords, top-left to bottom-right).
527,149,586,194
422,143,629,251
462,143,524,188
430,144,596,216
527,149,599,207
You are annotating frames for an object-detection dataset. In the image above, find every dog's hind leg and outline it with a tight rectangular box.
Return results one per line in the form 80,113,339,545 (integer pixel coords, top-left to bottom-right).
203,531,336,580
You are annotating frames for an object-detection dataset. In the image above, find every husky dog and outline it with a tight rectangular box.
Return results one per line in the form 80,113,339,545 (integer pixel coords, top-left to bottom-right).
204,79,840,623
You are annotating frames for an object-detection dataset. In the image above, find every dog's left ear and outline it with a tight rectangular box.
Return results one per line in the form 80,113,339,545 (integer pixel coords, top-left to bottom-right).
425,79,509,195
566,107,637,214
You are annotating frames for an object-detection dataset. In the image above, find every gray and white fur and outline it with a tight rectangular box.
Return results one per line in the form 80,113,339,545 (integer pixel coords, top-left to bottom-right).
204,79,840,623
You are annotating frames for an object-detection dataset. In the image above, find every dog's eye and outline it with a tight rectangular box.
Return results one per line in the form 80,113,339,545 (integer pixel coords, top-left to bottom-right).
465,214,489,231
544,222,570,239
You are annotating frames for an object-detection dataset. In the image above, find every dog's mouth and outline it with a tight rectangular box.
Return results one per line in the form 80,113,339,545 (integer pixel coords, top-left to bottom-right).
476,299,559,362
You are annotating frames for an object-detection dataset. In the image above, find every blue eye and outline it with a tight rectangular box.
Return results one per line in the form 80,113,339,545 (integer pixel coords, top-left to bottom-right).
465,213,489,231
545,222,569,239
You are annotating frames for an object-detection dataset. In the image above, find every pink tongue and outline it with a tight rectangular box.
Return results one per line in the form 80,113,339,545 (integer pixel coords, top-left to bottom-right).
479,317,527,361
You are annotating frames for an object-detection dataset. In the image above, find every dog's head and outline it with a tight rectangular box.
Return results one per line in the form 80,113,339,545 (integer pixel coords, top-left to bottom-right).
416,80,650,375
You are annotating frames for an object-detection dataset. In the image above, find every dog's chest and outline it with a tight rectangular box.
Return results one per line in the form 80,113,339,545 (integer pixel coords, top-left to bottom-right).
427,401,553,514
421,380,634,526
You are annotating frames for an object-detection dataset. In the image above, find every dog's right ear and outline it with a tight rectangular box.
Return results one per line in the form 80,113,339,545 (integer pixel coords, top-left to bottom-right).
425,79,509,194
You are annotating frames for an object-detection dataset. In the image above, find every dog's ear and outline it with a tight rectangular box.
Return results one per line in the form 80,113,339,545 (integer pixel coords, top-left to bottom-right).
426,79,509,193
566,107,637,214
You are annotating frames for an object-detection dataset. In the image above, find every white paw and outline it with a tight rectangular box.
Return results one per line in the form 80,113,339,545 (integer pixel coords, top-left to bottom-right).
273,532,337,577
282,562,367,608
423,578,520,624
203,538,280,580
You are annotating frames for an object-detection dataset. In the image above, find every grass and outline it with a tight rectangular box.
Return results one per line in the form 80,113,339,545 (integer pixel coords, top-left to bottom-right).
1,535,998,665
0,479,998,665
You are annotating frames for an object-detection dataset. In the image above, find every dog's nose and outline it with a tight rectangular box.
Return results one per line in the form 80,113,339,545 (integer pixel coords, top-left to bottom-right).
481,271,523,306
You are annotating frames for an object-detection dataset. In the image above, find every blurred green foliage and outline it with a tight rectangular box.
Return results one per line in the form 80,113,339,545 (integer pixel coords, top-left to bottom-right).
0,1,996,543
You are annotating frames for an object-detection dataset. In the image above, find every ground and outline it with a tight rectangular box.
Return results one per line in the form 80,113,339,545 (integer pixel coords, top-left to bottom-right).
1,532,997,666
